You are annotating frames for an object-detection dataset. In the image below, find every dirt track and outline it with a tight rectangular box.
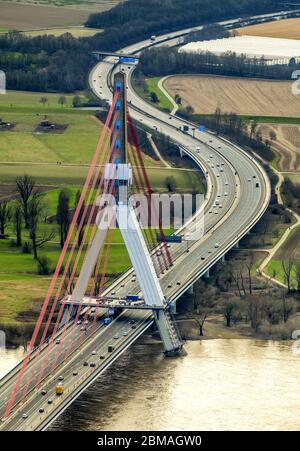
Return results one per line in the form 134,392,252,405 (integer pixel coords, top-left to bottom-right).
257,124,300,172
164,75,299,117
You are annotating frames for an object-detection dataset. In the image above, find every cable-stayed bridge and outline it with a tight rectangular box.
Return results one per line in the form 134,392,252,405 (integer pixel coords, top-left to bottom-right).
0,17,272,430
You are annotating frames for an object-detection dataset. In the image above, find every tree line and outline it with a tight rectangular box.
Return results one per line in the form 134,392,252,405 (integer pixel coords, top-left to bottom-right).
139,47,300,81
87,0,282,34
178,107,275,162
0,0,288,93
182,253,300,339
0,175,85,275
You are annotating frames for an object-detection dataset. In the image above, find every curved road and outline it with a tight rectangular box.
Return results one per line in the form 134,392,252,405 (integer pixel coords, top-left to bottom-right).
0,11,275,431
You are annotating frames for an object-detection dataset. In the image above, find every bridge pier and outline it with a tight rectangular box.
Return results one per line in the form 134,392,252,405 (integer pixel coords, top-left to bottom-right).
187,284,194,295
170,300,177,315
204,268,210,278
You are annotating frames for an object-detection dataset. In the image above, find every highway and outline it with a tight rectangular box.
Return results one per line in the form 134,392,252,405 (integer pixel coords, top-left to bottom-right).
0,11,275,431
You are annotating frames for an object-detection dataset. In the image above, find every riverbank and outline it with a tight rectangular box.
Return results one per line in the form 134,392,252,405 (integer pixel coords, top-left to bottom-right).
176,312,300,341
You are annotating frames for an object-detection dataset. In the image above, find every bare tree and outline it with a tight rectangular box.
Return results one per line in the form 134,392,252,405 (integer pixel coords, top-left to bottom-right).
231,267,242,297
75,190,85,247
245,251,255,295
0,201,10,235
250,120,258,140
221,298,240,327
40,96,48,106
280,290,296,323
295,264,300,294
246,295,266,333
28,193,55,259
58,95,67,107
282,259,294,293
12,202,23,246
189,280,216,336
16,174,36,228
239,267,247,296
56,190,70,248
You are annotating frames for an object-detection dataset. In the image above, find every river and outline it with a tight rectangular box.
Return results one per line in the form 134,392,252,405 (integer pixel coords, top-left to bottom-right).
1,339,300,431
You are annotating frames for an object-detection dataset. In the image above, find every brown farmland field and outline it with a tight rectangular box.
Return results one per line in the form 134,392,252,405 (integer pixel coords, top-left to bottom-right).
164,75,299,117
237,18,300,40
0,1,119,30
24,27,103,37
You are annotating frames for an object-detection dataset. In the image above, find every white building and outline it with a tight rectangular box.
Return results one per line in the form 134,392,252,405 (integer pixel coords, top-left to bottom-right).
179,35,300,64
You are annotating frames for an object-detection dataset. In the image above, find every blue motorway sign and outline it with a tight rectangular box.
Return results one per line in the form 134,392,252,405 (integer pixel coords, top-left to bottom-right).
119,56,137,64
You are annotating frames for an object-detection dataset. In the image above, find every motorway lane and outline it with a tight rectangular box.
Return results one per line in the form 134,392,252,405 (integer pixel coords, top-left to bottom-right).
4,310,152,431
0,12,272,430
0,316,106,418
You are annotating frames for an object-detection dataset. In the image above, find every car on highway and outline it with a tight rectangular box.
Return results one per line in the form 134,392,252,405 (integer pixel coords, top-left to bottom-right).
48,399,53,405
58,375,64,381
22,413,28,419
83,361,89,367
100,354,106,359
92,350,97,355
41,389,47,396
80,326,86,332
39,408,44,414
56,339,60,345
73,371,78,376
114,335,119,340
90,362,96,368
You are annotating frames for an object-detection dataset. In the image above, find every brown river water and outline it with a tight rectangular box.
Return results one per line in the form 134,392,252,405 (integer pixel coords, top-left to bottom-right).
1,339,300,431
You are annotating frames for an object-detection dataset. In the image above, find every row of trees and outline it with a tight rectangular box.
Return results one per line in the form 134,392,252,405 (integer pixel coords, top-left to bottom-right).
179,107,275,162
185,255,299,338
0,0,290,93
0,176,85,272
139,47,300,81
87,0,282,35
0,176,54,259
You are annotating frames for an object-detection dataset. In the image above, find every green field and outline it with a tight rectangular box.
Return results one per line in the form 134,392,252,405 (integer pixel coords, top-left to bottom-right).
145,77,174,112
133,77,173,113
267,226,300,287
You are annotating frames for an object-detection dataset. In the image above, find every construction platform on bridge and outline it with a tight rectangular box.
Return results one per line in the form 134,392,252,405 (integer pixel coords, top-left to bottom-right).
61,296,166,311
